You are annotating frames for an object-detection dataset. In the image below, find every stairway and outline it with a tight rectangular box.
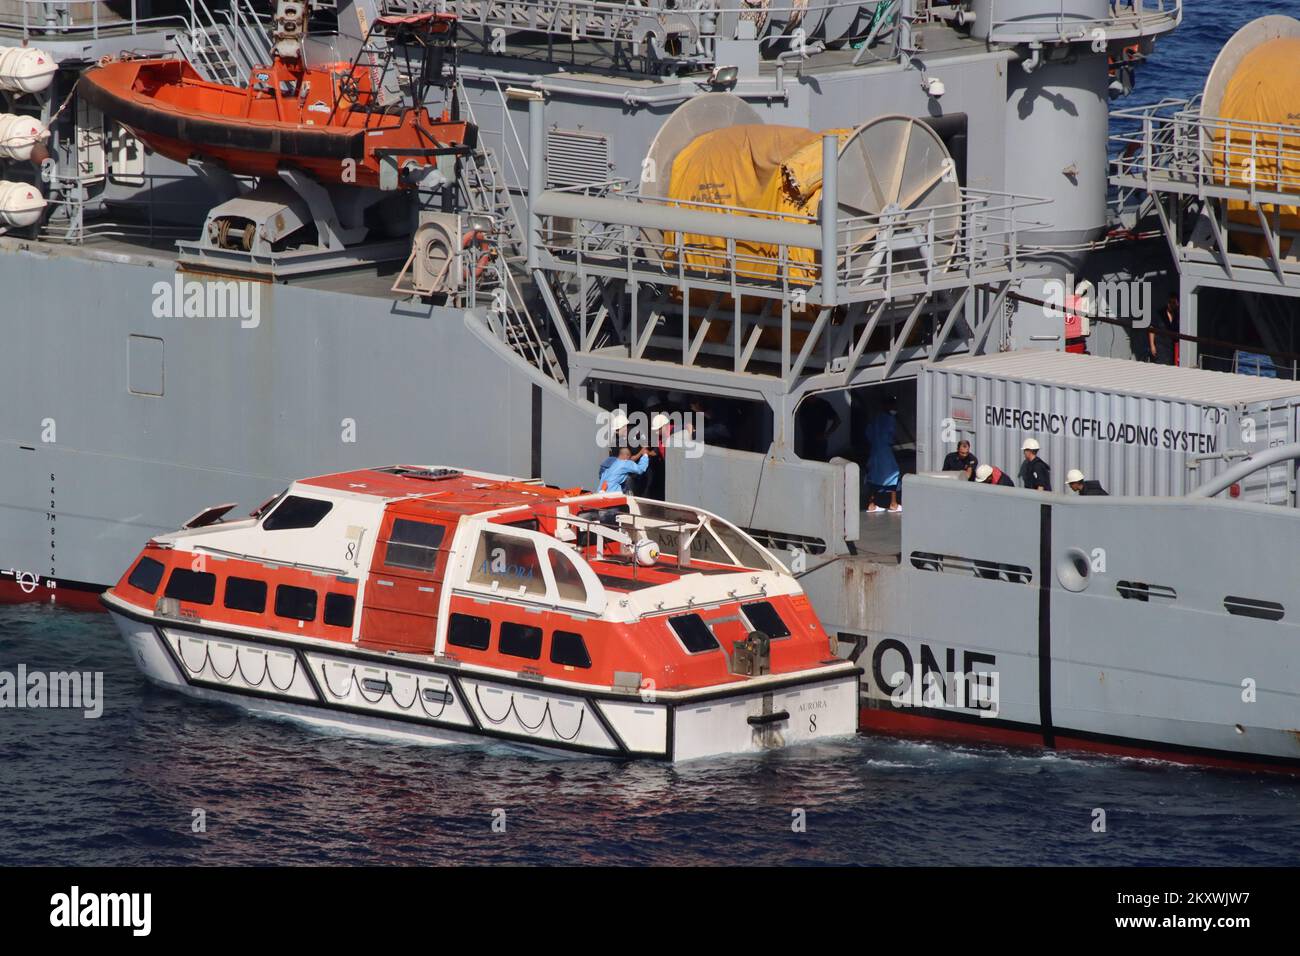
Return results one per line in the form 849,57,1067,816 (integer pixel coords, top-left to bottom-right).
457,77,567,385
178,0,273,85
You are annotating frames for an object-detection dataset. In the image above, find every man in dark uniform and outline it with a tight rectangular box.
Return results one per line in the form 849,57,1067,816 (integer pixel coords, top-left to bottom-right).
1066,468,1109,496
1149,294,1178,365
974,464,1015,487
942,439,979,480
1018,438,1051,491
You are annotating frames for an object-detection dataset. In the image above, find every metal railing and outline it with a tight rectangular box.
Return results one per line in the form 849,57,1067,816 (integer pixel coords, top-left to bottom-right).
534,183,1046,306
0,0,185,39
1111,98,1300,205
455,77,567,383
383,0,895,67
982,0,1181,43
529,178,1045,383
178,0,272,85
38,169,214,246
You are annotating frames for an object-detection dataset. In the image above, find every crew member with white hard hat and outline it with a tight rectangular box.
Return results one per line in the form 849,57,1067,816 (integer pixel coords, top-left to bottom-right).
1018,438,1051,491
974,463,1014,487
646,411,672,499
1066,468,1108,496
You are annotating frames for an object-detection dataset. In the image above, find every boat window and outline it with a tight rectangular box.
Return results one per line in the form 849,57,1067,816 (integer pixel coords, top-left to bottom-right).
548,549,588,603
499,621,543,660
262,495,333,531
164,567,216,605
128,556,166,594
274,584,318,622
447,613,491,650
1224,596,1284,622
668,613,719,653
711,522,770,570
468,531,543,593
643,520,735,567
742,600,791,638
550,630,592,669
324,593,355,628
224,576,267,613
384,518,445,571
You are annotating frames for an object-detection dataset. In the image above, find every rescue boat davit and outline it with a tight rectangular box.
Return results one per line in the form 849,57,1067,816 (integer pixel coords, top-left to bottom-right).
75,11,474,190
102,466,861,760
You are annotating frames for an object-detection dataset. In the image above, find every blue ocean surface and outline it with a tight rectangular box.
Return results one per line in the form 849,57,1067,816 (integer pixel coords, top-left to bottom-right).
3,601,1299,867
4,1,1300,867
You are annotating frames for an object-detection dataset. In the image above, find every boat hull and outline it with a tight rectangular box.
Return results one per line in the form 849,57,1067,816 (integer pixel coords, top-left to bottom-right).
107,600,861,761
77,59,473,189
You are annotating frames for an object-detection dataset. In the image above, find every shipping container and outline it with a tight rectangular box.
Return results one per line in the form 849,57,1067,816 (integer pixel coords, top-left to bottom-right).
917,351,1300,504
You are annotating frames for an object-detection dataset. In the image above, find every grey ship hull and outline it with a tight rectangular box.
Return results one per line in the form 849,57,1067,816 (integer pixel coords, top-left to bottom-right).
4,238,1298,772
7,0,1296,772
0,240,599,603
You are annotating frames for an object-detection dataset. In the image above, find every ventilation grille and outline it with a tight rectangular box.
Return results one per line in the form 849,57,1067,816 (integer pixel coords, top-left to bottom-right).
546,128,612,188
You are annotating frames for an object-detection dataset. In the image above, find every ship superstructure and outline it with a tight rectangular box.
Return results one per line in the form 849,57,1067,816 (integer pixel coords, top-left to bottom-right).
13,0,1300,772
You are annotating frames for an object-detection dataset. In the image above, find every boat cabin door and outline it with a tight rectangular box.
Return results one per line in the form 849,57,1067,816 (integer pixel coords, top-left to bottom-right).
359,514,452,654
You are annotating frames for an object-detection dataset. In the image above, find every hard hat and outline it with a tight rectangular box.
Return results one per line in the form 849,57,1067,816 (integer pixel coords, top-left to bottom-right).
650,412,670,432
1022,438,1040,451
609,409,629,431
974,464,994,483
1066,468,1085,484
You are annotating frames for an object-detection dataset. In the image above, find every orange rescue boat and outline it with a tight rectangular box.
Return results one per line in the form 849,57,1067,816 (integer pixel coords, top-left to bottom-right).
76,11,475,190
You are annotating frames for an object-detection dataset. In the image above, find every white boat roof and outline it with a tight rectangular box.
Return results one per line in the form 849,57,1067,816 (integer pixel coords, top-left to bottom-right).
928,350,1300,406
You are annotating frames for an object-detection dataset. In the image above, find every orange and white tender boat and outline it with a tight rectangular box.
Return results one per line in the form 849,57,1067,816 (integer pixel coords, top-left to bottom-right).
102,465,860,760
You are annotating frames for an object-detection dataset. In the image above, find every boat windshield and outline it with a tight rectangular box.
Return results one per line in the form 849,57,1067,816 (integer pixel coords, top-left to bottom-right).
628,500,780,573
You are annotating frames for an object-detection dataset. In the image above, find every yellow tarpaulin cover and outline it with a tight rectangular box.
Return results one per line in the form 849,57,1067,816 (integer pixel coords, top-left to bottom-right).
1213,37,1300,255
664,124,851,285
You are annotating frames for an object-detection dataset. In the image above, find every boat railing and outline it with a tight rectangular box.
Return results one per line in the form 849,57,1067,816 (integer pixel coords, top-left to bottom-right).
980,0,1181,44
0,0,185,40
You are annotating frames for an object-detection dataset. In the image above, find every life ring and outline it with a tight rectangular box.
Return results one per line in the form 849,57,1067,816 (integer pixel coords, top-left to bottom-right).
461,229,492,280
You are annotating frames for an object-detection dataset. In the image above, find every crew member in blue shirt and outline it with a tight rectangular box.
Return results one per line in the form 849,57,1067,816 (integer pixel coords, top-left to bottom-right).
598,446,650,493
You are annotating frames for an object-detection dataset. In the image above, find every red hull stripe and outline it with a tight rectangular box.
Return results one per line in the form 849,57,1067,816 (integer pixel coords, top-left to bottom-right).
0,574,105,611
859,705,1300,775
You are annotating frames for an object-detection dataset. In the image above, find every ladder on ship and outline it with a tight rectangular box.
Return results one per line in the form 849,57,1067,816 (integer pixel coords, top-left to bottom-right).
177,0,274,86
456,76,567,385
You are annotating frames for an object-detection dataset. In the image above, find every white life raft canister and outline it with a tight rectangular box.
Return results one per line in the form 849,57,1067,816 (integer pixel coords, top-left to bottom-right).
0,113,47,160
0,180,46,228
0,46,57,95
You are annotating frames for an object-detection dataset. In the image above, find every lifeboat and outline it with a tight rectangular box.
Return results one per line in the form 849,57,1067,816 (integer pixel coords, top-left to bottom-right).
75,12,475,190
102,465,861,760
